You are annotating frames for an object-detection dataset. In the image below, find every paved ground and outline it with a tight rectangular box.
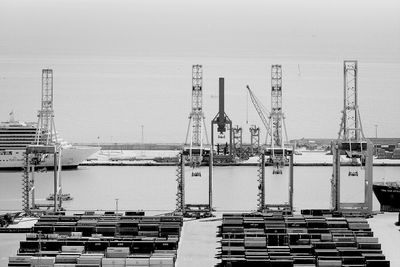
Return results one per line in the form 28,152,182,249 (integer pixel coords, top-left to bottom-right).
368,212,400,266
176,217,220,267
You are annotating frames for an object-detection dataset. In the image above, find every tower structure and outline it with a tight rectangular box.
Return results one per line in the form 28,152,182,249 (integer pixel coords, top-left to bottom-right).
233,125,243,157
267,65,290,174
35,69,57,145
184,65,209,175
338,61,364,142
249,125,260,155
270,65,284,148
332,60,373,216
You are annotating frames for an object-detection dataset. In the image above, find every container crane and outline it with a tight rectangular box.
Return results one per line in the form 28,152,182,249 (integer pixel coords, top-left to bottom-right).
331,60,373,216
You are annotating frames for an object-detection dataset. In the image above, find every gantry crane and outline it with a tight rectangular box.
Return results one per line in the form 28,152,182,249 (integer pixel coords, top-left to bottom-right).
177,65,213,218
331,60,373,216
22,69,63,215
248,66,294,213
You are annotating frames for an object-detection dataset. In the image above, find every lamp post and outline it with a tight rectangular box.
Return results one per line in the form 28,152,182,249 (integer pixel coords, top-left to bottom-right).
115,198,119,215
141,125,145,156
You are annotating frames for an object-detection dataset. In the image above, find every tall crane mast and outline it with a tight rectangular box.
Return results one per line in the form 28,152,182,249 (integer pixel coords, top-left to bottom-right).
338,60,365,142
247,65,290,174
337,60,366,175
35,69,57,145
271,65,284,148
184,65,209,176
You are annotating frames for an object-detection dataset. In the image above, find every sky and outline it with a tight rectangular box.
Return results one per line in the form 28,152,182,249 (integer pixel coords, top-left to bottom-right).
0,0,399,143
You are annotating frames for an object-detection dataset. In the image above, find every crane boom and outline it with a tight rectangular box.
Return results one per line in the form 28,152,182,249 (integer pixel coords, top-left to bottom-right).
246,85,271,140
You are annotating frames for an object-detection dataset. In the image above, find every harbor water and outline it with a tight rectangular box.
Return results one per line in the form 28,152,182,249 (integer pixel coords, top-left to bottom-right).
0,165,398,212
0,165,399,265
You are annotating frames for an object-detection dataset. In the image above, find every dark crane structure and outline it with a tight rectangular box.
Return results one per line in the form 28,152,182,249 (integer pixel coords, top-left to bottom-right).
211,78,234,163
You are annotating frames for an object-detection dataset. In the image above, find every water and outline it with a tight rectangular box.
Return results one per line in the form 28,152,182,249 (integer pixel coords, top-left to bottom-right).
0,165,399,213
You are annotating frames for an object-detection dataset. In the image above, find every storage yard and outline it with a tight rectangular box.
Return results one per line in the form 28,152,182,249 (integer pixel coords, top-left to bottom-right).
8,212,183,267
3,211,400,266
217,211,390,267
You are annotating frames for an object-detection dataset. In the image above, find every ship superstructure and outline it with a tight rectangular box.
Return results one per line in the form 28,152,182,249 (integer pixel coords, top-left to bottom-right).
0,119,98,169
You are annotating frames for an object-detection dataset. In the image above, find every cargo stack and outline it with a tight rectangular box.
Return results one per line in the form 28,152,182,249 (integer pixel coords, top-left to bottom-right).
392,148,400,159
217,210,390,267
8,212,182,267
376,148,387,159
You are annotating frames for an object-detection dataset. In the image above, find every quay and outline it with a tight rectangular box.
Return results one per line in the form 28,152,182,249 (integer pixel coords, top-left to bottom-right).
80,149,400,167
80,161,400,167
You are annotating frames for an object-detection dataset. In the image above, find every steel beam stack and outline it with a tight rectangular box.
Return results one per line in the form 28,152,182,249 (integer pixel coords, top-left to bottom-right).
9,212,183,267
217,211,390,267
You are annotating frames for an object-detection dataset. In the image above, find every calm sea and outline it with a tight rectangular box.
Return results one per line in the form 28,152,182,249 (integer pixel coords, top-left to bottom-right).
0,165,398,213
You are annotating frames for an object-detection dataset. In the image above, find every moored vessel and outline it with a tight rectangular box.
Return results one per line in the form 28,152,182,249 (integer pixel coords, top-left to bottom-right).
373,181,400,211
0,119,99,169
46,193,73,201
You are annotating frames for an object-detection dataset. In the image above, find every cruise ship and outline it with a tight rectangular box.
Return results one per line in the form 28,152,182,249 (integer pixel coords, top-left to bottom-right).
0,119,99,169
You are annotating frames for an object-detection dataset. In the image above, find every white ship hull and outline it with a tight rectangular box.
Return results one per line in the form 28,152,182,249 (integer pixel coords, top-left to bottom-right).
0,146,99,169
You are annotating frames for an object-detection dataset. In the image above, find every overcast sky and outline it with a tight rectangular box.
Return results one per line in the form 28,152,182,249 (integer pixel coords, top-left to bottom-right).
0,0,399,143
1,0,399,60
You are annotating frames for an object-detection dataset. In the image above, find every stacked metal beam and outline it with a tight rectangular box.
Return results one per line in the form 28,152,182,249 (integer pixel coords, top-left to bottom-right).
217,211,390,267
8,212,182,267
